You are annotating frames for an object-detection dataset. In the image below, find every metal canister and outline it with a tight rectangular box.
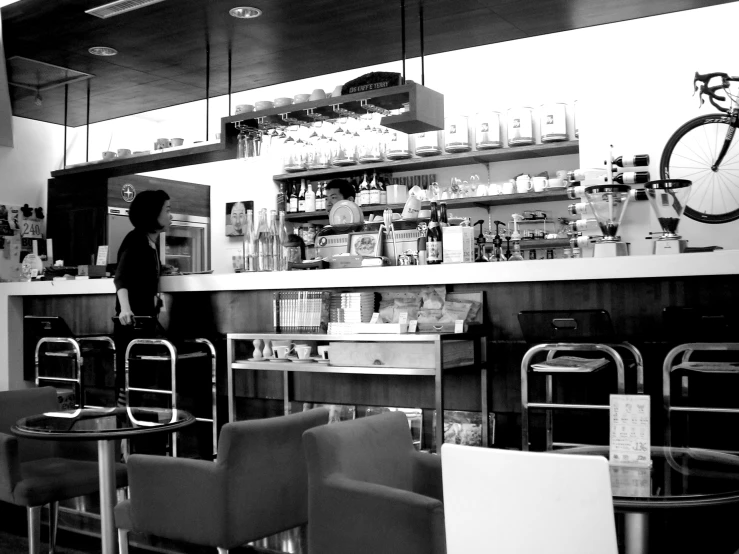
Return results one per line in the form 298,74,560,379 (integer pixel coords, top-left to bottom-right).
474,112,502,150
507,107,534,146
540,102,568,142
444,115,471,153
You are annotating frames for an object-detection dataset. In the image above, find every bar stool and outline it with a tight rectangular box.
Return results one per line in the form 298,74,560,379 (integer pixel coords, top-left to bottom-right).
125,337,217,459
26,315,116,408
662,306,739,450
519,309,644,451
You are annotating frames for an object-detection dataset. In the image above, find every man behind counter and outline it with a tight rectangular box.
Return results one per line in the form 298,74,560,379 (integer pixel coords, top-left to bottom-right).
325,179,356,212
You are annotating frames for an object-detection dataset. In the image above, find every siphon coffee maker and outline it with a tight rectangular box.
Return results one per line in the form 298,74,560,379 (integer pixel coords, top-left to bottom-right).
644,179,692,255
583,184,632,257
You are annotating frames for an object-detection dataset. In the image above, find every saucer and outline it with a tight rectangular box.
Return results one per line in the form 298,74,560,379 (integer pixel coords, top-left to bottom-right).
316,359,330,364
268,358,291,363
247,357,267,362
292,358,315,364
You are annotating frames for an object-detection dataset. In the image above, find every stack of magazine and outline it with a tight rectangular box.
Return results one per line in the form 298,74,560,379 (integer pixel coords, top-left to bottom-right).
273,290,331,333
531,356,609,373
327,292,377,335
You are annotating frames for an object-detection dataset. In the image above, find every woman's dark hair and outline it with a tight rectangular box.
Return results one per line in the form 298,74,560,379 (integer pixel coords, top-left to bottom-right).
326,179,355,200
129,190,170,232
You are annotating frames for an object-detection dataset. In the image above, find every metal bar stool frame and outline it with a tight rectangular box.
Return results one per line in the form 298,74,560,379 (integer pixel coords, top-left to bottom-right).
78,336,116,408
125,337,218,459
35,337,83,407
663,342,739,450
521,343,626,451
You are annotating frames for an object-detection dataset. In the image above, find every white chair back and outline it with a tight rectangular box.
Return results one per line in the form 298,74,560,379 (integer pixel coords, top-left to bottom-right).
441,444,618,554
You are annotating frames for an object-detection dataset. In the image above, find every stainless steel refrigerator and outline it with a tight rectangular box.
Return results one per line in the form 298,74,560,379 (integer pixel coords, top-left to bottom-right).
108,207,210,272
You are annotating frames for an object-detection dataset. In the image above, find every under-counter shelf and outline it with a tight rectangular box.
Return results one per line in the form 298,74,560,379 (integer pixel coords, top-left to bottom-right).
226,330,490,451
285,189,571,223
273,141,579,182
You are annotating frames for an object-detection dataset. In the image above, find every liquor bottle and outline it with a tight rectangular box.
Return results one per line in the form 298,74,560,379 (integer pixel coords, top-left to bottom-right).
612,154,650,167
315,181,324,211
358,173,370,206
256,208,269,271
568,168,607,182
613,171,650,184
508,240,524,261
305,181,316,212
475,220,487,262
277,211,288,271
277,182,286,213
268,209,278,271
289,182,299,213
379,176,388,205
427,202,443,264
243,209,256,271
568,202,590,216
369,173,380,205
298,179,306,212
439,203,449,228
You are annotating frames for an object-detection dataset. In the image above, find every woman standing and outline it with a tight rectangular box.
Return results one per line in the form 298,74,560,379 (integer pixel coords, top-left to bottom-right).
114,189,171,404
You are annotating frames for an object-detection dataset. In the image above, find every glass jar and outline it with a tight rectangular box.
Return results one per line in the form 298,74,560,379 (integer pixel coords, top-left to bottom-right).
282,136,304,173
358,125,383,163
444,115,471,153
507,107,534,146
414,130,442,156
474,112,502,150
386,129,411,159
540,102,568,142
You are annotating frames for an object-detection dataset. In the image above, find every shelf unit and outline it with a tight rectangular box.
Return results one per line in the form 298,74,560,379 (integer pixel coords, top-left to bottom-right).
285,189,572,223
226,331,490,451
223,81,444,135
274,140,579,182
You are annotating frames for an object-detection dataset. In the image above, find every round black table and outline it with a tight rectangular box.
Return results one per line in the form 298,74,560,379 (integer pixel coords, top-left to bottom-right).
12,406,195,554
561,445,739,554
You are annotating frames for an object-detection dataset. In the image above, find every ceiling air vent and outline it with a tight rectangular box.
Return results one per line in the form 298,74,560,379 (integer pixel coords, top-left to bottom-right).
86,0,166,19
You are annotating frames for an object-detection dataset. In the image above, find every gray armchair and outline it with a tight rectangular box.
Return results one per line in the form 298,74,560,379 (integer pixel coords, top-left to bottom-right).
114,408,329,553
303,410,446,554
0,387,128,554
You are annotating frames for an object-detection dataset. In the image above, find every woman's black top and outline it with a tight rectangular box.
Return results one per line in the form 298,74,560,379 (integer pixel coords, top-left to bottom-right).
114,229,160,317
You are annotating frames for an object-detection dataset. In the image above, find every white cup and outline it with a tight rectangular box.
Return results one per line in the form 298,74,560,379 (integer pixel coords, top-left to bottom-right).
532,176,549,192
295,345,312,360
502,180,516,195
548,177,566,188
516,175,532,193
309,89,326,101
487,183,501,196
317,345,330,360
273,345,294,359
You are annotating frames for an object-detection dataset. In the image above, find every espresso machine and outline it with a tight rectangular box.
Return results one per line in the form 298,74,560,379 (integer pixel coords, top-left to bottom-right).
644,179,692,254
583,184,632,257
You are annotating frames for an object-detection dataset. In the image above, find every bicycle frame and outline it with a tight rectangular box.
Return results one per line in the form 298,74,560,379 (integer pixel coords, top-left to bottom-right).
708,108,739,171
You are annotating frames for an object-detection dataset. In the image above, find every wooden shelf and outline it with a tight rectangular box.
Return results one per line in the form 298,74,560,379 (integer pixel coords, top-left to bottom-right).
273,141,579,182
285,189,571,223
223,81,443,135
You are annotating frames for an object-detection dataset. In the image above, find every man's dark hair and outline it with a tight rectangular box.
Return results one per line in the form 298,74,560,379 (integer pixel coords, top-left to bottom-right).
129,190,170,232
326,179,355,200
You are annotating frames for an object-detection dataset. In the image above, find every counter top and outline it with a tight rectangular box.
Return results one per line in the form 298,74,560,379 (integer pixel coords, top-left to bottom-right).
2,250,738,296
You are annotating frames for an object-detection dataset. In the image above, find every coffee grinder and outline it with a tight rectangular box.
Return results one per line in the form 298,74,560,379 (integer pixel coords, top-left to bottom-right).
644,179,692,255
583,184,632,257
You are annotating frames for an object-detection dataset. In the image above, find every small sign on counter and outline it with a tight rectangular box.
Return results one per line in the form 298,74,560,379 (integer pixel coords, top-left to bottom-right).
609,394,651,467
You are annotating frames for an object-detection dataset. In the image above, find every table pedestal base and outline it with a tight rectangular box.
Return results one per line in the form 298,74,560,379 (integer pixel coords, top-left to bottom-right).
98,440,118,554
624,512,649,554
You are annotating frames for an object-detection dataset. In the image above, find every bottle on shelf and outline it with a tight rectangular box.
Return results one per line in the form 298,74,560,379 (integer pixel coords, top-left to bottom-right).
305,181,316,212
612,154,650,167
243,209,256,271
269,209,279,271
298,179,307,212
315,181,324,211
427,202,443,264
358,173,370,206
568,168,608,182
289,182,299,213
508,240,524,261
612,171,650,184
256,208,270,271
439,203,449,228
277,183,286,213
277,211,288,271
475,220,488,262
379,176,388,205
369,173,380,205
568,202,590,216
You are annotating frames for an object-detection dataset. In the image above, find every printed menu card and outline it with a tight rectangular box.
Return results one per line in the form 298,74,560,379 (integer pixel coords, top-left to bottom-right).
609,394,651,467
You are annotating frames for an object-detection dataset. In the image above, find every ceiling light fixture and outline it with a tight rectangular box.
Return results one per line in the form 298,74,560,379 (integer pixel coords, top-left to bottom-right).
229,6,261,19
88,46,118,56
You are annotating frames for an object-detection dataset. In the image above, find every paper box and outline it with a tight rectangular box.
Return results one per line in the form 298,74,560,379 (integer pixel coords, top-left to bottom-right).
442,226,474,263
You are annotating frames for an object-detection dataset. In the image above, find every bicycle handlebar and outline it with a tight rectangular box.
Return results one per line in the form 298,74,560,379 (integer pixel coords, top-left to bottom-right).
693,71,738,112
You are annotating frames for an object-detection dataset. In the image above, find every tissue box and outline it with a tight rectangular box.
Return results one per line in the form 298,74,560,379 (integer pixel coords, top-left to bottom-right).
442,226,474,263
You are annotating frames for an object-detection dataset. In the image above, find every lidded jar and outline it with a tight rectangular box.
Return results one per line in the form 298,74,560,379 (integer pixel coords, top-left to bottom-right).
473,112,502,150
414,130,443,156
444,115,471,153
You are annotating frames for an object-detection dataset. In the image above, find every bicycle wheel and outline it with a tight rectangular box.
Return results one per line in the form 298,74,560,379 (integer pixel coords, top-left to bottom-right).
660,113,739,224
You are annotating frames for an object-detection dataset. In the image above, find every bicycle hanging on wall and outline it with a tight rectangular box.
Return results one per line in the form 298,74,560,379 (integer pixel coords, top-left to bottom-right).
660,71,739,224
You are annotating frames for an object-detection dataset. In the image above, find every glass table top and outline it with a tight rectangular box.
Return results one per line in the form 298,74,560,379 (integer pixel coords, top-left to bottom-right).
12,406,195,441
560,445,739,509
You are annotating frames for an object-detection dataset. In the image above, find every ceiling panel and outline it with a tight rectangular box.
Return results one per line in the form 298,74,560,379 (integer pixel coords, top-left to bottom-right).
2,0,736,126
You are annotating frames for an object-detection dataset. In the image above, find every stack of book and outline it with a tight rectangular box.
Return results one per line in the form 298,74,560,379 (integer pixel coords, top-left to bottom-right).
273,290,331,333
329,292,377,323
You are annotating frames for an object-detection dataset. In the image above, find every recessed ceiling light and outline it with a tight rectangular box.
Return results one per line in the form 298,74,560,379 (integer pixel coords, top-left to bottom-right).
229,6,261,18
88,46,118,56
